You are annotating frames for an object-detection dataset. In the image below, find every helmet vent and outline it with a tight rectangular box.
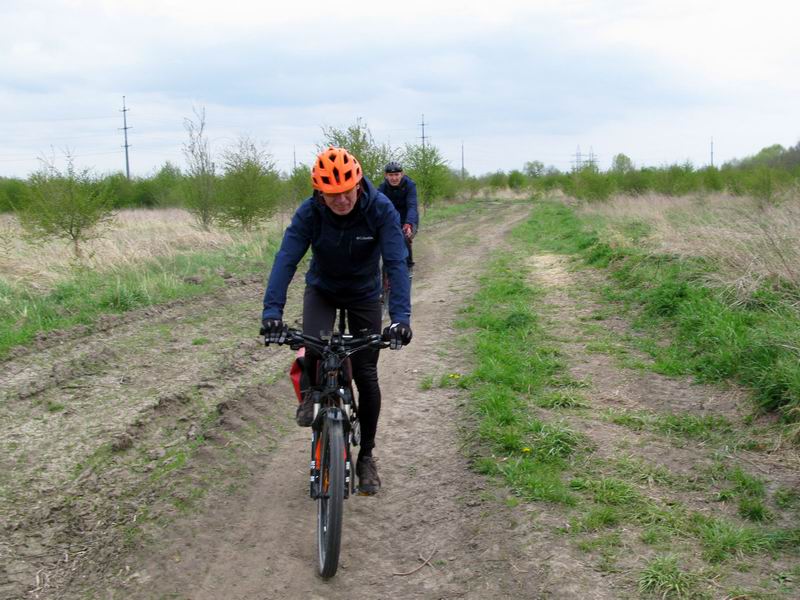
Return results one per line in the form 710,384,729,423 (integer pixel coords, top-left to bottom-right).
321,176,330,184
332,167,340,183
344,171,352,181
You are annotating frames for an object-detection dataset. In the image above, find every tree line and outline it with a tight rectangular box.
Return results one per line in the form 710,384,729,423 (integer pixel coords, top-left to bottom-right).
0,114,456,257
482,143,800,203
2,113,798,257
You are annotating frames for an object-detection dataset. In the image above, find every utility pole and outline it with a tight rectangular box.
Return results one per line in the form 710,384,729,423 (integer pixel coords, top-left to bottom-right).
572,145,583,172
461,141,465,179
419,114,427,149
710,137,714,167
586,146,597,170
119,96,131,179
293,146,297,171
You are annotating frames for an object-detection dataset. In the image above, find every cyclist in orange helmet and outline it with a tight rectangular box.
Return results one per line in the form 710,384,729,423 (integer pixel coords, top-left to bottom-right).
261,146,412,494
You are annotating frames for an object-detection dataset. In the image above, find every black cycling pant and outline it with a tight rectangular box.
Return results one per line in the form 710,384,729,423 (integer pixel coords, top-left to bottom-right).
302,285,382,453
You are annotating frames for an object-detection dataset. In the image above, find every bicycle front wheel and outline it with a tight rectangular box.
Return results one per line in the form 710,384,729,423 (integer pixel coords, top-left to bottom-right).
317,418,344,578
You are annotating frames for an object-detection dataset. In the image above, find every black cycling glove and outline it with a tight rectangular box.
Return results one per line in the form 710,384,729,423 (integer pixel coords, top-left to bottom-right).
261,318,288,345
382,322,412,350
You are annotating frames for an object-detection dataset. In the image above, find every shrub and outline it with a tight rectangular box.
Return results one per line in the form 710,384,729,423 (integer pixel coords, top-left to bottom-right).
17,156,114,258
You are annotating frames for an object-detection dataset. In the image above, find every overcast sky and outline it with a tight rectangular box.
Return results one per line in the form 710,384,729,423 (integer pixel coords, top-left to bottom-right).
1,0,799,178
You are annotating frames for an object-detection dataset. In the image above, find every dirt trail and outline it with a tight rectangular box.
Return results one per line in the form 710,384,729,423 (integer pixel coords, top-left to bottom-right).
6,202,796,600
2,201,554,600
105,202,544,600
524,253,800,596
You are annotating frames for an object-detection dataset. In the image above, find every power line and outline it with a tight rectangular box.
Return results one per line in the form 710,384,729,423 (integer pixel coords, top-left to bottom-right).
0,115,119,125
0,148,125,164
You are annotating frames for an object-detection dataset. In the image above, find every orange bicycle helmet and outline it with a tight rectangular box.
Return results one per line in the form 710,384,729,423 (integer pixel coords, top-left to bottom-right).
311,146,363,194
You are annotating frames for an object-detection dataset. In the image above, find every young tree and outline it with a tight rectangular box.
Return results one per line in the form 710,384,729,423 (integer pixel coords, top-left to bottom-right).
524,160,545,178
150,161,183,207
508,169,527,190
182,108,217,229
611,153,634,174
285,163,312,207
217,137,282,230
0,177,27,213
320,118,394,183
486,170,509,189
402,143,452,211
17,155,114,258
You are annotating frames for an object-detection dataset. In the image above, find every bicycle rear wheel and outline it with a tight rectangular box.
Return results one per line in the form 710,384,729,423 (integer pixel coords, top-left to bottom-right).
317,418,344,578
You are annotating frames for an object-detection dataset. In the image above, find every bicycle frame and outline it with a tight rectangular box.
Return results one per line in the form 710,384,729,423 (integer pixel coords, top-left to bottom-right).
265,308,388,579
283,309,386,499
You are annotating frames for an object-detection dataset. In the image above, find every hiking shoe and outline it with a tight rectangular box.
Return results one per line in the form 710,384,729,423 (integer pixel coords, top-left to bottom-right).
295,394,314,427
356,456,381,495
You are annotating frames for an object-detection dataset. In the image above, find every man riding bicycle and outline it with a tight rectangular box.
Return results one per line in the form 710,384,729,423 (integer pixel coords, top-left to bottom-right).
261,147,412,495
378,161,418,274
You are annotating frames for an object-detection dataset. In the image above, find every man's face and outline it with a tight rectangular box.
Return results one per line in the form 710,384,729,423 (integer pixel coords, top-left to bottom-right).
385,171,403,186
321,184,360,215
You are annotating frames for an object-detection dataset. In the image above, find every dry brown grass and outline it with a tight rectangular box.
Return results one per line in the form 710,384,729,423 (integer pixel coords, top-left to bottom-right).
0,209,278,291
578,192,800,303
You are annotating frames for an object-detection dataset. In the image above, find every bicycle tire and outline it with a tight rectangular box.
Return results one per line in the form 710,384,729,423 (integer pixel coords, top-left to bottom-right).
317,418,345,578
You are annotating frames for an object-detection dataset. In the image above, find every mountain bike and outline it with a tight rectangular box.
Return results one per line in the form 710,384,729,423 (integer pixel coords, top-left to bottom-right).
270,310,389,578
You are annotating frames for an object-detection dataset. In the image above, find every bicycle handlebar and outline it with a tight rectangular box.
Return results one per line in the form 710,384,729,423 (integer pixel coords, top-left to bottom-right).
263,328,390,354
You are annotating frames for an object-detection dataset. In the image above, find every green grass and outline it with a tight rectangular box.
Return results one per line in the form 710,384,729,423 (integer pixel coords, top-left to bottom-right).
691,515,770,562
457,198,800,595
419,374,434,390
775,487,800,509
535,390,588,409
611,456,676,487
638,554,697,599
458,250,587,506
738,497,773,522
424,197,483,225
571,476,643,506
571,506,621,532
0,234,279,357
604,408,732,442
517,200,800,423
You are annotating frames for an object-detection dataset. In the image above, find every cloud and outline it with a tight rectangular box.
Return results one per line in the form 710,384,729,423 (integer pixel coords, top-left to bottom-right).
1,0,799,176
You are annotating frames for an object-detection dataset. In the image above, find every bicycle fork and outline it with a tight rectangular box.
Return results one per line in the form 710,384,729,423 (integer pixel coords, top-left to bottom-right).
309,396,354,500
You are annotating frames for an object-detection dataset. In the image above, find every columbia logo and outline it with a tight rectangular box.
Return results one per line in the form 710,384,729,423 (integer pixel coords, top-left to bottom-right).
356,236,374,241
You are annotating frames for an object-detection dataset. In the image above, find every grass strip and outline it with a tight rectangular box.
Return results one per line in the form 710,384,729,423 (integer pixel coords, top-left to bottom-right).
458,250,585,505
0,235,279,357
515,200,800,424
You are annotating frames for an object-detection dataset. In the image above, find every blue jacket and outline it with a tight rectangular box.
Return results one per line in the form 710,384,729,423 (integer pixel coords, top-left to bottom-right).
378,175,419,229
262,176,411,324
